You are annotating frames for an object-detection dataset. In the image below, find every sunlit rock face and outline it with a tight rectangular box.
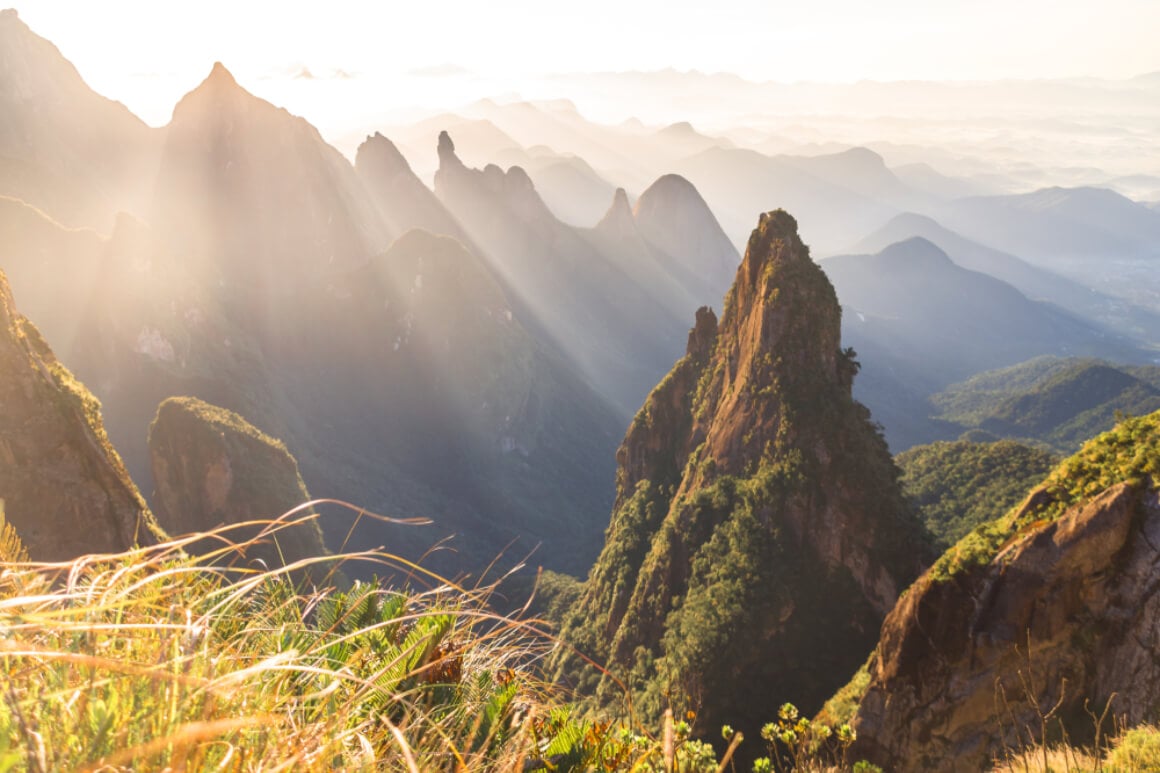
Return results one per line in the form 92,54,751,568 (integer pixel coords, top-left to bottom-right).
0,269,160,561
852,414,1160,772
555,210,930,745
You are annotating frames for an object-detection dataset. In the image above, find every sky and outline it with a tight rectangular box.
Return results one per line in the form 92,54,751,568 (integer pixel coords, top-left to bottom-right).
14,0,1160,127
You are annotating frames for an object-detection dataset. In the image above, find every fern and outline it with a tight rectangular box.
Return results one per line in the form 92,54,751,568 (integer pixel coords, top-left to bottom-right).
0,500,29,564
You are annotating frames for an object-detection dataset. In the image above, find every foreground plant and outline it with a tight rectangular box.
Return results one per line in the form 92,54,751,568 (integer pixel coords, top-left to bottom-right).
0,511,604,771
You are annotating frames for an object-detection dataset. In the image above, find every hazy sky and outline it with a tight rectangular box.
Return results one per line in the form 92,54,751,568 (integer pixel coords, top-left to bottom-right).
15,0,1160,126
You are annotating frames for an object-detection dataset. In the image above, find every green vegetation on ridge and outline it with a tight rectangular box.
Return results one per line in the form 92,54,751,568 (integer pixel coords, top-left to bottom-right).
931,357,1160,453
897,439,1058,548
931,409,1160,582
555,211,930,748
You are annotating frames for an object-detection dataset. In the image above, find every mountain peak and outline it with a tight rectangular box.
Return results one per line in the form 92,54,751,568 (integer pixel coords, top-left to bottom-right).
556,208,927,740
207,60,237,85
355,132,412,178
595,187,637,237
635,173,698,206
437,130,459,166
659,120,696,136
874,236,953,269
736,208,808,292
171,60,252,118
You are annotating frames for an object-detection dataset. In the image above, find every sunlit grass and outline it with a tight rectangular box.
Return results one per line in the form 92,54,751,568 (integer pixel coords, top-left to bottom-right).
0,507,581,771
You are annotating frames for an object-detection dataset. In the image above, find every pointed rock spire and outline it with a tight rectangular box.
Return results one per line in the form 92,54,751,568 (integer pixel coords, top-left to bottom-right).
437,130,460,167
595,187,637,239
555,208,929,743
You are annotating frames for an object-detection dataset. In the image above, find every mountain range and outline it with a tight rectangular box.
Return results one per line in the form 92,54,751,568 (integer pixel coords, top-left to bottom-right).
3,10,1160,769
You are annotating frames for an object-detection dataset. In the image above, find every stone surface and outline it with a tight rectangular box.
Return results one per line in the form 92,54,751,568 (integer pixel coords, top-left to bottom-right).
854,479,1160,772
557,210,930,741
148,396,327,571
0,269,158,560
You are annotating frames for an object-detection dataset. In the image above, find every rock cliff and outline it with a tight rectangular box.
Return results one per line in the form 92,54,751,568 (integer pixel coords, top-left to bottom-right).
852,411,1160,772
556,210,930,740
148,396,327,571
0,269,159,560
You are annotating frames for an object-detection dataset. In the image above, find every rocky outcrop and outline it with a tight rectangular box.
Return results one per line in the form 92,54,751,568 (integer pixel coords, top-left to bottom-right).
0,269,159,560
556,210,930,741
852,412,1160,772
148,396,326,570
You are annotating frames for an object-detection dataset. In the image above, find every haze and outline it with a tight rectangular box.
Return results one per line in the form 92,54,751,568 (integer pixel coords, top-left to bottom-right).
19,1,1160,126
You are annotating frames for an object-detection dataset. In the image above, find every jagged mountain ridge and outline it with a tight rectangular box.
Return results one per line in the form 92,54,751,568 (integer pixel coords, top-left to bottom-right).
555,210,930,744
0,29,627,576
434,129,691,415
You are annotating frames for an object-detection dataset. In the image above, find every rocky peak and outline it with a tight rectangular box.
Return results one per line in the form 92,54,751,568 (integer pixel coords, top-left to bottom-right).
434,132,555,226
701,209,845,465
437,130,460,167
355,132,412,179
557,209,928,743
206,61,236,86
595,187,637,239
355,132,468,244
0,269,160,561
170,61,255,120
686,305,717,359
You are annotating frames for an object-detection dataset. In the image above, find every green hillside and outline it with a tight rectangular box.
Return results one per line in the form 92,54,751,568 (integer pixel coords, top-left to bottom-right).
896,439,1057,548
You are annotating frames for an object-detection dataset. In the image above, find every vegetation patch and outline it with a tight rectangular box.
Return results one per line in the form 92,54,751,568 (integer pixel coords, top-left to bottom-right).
929,411,1160,582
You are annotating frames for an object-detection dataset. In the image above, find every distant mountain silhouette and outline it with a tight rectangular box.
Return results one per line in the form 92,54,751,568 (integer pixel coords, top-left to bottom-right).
355,131,469,243
434,130,688,415
824,237,1138,384
152,62,390,296
821,238,1148,450
631,173,738,305
0,9,157,228
853,212,1160,342
673,146,906,253
936,186,1160,266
